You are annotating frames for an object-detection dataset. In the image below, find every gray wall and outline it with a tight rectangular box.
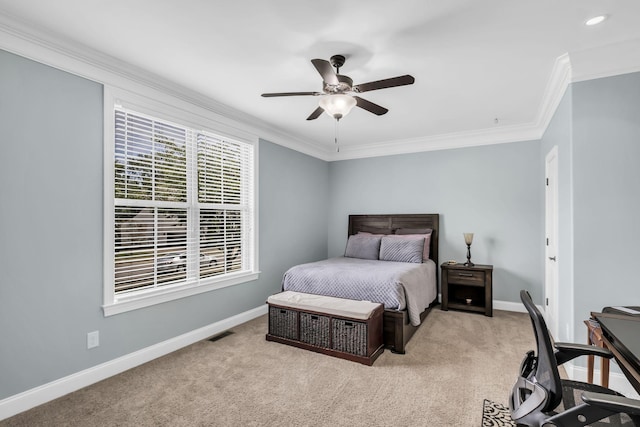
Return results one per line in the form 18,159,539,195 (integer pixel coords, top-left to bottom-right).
0,49,329,400
571,72,640,343
258,139,330,294
2,44,638,403
540,71,640,354
328,141,544,304
0,49,105,399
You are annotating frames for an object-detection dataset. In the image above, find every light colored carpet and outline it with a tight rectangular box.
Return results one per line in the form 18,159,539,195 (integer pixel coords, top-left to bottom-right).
1,308,533,426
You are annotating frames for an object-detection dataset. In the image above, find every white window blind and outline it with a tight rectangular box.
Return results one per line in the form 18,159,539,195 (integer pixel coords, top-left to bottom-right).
112,108,255,298
197,133,254,277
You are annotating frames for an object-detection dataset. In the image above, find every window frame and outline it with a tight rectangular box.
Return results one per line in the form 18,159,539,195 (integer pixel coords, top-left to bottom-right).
103,87,259,316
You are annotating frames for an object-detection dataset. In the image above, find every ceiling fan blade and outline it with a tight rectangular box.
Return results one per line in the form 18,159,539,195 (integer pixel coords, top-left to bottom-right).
306,106,324,120
353,75,415,93
354,96,388,116
261,92,322,97
311,59,339,85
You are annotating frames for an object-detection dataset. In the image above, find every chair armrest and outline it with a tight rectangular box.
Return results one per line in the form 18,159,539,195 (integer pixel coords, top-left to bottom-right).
582,391,640,415
554,342,613,365
546,392,640,425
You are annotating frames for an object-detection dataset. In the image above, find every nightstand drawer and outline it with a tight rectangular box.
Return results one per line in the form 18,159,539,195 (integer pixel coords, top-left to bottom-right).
447,269,485,286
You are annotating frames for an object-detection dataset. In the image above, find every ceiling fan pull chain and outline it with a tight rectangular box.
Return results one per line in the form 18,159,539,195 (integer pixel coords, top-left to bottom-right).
335,119,340,152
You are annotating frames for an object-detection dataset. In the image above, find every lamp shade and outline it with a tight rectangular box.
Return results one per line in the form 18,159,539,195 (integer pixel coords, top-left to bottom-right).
319,94,357,120
463,233,474,245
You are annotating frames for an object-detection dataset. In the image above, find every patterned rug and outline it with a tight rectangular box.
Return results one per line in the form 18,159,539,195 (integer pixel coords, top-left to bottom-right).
482,399,516,426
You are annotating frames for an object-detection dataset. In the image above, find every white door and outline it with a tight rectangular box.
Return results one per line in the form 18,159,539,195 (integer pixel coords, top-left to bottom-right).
545,146,559,338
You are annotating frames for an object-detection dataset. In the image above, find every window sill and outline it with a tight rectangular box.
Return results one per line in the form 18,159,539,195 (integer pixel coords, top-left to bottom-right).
102,271,260,317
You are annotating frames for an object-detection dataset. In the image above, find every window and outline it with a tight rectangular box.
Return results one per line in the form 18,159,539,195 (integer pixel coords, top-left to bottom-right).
104,97,257,315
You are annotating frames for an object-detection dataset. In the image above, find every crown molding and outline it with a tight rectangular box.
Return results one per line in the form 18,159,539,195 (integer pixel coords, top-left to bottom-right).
328,40,640,161
328,121,543,161
1,9,638,163
535,53,572,132
328,53,573,161
328,41,635,161
0,10,330,161
331,54,571,161
569,38,640,83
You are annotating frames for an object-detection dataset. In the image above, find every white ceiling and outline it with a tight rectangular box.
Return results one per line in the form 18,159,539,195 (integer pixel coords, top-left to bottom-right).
1,0,640,160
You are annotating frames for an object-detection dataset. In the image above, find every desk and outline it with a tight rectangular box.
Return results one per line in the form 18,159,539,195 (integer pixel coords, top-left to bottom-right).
593,312,640,394
584,319,610,387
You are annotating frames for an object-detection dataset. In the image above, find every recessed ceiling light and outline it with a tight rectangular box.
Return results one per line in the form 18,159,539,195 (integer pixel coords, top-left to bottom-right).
585,15,608,26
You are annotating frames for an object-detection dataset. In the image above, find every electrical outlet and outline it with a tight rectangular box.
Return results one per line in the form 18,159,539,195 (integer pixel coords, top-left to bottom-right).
87,331,99,349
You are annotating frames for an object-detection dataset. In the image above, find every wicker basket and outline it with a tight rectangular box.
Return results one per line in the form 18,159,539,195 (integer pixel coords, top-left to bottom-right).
266,292,384,365
269,306,298,340
299,312,330,348
332,318,368,356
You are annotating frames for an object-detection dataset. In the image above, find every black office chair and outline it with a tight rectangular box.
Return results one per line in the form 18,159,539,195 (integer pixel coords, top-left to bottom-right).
510,290,640,426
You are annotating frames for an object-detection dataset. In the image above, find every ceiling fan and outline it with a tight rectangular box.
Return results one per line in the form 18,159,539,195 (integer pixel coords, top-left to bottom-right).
261,55,415,121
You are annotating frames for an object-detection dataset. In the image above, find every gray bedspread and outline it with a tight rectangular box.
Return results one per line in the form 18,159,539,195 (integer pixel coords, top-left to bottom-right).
282,257,437,326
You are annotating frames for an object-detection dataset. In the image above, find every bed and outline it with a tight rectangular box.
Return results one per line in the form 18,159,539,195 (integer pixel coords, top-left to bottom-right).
282,214,439,353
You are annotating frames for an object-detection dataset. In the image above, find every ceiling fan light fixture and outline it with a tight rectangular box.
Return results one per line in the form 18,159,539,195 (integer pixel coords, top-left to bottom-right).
319,94,357,120
262,55,414,122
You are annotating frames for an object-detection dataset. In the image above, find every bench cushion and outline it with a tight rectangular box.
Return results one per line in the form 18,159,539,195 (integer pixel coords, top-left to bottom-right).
267,291,381,320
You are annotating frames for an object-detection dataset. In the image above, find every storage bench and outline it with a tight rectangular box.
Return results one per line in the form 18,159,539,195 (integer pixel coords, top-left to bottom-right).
266,291,384,365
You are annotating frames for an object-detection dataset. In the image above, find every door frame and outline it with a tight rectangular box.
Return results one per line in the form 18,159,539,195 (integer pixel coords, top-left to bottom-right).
545,146,559,338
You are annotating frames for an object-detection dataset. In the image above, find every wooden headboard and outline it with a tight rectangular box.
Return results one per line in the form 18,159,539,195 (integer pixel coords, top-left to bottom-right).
348,214,439,267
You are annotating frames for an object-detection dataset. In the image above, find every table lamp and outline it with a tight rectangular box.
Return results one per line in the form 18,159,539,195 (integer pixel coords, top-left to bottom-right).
463,233,474,266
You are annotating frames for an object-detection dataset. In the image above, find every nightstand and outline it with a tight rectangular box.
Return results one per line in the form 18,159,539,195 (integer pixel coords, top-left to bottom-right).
441,263,493,316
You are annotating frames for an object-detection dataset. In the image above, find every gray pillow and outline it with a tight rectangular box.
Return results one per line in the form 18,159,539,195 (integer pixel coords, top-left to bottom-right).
393,230,432,260
344,234,382,260
379,235,425,263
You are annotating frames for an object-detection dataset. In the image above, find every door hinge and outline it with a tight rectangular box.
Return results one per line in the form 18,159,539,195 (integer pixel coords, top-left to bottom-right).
546,178,549,186
546,298,549,306
546,238,549,246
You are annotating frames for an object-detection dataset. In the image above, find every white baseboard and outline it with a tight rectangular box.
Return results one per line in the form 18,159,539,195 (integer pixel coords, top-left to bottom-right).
494,300,528,313
8,301,636,421
565,362,640,399
0,304,268,421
